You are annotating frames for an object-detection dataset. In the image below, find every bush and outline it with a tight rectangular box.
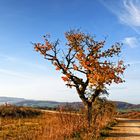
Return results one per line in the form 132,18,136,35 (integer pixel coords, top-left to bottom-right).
0,105,42,118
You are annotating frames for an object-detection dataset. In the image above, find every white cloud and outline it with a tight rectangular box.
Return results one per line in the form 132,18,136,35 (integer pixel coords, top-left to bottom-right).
0,68,31,79
128,60,140,65
0,71,78,102
0,54,17,63
0,53,49,72
100,0,140,33
120,0,140,27
123,36,140,48
0,54,79,102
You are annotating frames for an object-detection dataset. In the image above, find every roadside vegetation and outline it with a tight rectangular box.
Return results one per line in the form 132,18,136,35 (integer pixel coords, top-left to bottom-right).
0,98,116,140
0,104,42,118
117,110,140,119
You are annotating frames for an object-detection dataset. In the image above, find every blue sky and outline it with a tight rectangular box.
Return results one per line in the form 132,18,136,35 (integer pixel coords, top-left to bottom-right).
0,0,140,104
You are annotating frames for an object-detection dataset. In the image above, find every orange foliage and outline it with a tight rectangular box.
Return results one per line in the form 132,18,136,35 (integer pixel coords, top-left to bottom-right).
61,76,69,82
56,67,60,70
33,29,126,102
73,64,78,70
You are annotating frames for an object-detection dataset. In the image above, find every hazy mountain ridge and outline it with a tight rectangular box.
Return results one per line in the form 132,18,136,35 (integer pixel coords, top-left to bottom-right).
0,96,139,110
113,101,140,110
0,97,25,105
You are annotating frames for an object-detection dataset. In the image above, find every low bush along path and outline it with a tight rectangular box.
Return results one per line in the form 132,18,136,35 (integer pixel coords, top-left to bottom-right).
105,118,140,140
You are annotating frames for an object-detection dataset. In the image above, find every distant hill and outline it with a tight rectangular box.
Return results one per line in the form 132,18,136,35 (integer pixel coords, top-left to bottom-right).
15,100,62,108
0,96,139,110
15,100,84,110
113,101,140,110
0,96,61,108
0,96,25,105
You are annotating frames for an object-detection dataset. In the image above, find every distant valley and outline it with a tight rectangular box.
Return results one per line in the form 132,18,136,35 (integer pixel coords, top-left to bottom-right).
0,96,140,110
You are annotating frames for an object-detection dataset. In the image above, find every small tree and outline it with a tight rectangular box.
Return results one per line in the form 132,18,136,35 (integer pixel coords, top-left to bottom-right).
33,30,126,127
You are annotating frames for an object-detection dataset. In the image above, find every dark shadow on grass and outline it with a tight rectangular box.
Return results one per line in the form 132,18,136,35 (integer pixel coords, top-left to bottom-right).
118,119,140,123
115,126,140,128
108,132,140,137
107,119,140,138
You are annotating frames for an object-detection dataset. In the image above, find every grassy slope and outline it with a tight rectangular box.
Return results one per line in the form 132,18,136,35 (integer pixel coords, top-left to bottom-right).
0,104,116,140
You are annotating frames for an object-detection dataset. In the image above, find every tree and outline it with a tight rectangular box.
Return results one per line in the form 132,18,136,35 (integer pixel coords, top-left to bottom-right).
33,29,126,127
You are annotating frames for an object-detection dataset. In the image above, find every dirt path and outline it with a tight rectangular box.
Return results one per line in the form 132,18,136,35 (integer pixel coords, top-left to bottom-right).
105,118,140,140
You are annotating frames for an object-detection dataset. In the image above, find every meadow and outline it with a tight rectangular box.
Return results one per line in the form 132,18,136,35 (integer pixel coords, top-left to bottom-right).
0,99,116,140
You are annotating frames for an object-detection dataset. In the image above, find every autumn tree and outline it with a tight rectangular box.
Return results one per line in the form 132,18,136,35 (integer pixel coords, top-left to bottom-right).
33,30,126,127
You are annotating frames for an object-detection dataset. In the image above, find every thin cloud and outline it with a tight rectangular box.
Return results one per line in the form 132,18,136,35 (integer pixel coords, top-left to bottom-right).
0,53,47,71
128,60,140,65
109,86,127,90
0,68,30,78
0,54,17,63
120,0,140,27
100,0,140,33
123,36,140,48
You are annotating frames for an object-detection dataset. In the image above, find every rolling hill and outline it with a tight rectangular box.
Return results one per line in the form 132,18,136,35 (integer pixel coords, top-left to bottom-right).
0,96,139,110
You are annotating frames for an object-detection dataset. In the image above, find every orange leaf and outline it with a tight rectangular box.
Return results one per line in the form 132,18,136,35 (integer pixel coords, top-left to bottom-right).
73,64,78,70
61,76,69,81
56,67,60,70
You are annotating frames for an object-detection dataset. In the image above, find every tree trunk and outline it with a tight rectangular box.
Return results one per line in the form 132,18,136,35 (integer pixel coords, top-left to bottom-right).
86,102,92,128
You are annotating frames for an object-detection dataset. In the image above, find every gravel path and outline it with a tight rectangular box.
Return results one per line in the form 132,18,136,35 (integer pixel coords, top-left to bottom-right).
105,118,140,140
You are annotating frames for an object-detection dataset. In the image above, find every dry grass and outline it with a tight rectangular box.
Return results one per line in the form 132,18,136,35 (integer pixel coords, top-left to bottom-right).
0,111,87,140
117,111,140,119
0,105,42,118
0,111,115,140
0,100,116,140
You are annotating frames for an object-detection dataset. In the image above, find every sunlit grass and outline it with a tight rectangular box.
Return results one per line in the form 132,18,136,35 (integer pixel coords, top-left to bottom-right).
0,101,116,140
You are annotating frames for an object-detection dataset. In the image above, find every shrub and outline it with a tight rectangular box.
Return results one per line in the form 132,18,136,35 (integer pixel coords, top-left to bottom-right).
0,105,42,118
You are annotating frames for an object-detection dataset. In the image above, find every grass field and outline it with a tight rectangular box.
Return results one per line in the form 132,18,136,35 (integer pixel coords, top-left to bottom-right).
117,111,140,119
0,111,87,140
0,100,116,140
